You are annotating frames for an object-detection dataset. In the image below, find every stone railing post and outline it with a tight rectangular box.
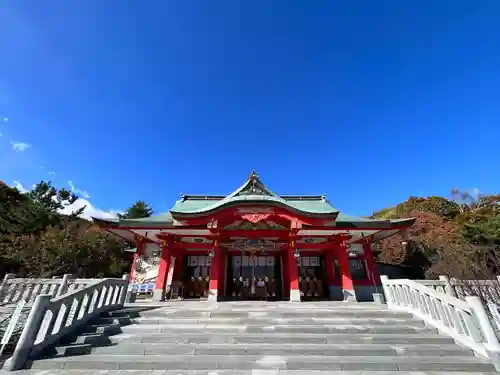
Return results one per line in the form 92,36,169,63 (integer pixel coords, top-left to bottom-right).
439,275,456,297
0,273,15,300
0,273,16,294
380,275,393,309
57,274,73,297
2,294,51,371
119,274,130,306
466,296,500,369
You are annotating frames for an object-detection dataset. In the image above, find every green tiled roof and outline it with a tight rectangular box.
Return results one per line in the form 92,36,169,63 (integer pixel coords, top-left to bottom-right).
335,212,415,229
119,212,174,227
91,172,414,231
170,195,337,216
336,213,378,222
169,171,338,217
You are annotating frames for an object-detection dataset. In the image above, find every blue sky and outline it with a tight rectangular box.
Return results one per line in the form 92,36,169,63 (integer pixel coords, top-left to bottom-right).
1,1,499,218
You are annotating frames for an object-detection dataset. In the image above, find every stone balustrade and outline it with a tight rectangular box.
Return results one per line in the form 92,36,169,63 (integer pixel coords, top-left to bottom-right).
411,279,449,294
412,276,500,303
2,275,128,371
381,275,500,369
0,274,101,305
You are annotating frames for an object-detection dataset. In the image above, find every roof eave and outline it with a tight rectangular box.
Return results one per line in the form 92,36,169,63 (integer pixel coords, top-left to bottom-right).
183,194,326,201
334,217,416,230
118,222,175,229
170,201,339,219
389,217,416,227
369,217,416,244
92,217,120,228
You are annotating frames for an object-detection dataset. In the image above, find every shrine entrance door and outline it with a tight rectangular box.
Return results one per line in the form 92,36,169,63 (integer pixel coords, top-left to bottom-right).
180,254,212,299
226,254,283,301
297,255,328,301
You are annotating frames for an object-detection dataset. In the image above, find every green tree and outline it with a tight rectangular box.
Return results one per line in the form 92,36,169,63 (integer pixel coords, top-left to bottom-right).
0,181,131,278
0,221,130,278
118,200,153,219
29,181,83,215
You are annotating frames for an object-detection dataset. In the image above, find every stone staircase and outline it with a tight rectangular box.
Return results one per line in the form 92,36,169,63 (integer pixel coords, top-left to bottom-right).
23,301,497,374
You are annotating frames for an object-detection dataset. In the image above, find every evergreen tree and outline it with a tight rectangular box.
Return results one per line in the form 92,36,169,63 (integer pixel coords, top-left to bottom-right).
118,200,153,219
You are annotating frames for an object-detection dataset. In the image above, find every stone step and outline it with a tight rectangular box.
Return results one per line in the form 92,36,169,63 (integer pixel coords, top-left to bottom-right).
79,323,122,335
28,354,495,372
109,332,455,345
74,333,112,346
122,302,390,310
52,343,93,357
12,371,500,375
123,316,424,326
119,323,436,335
84,342,473,357
92,317,133,326
125,309,412,319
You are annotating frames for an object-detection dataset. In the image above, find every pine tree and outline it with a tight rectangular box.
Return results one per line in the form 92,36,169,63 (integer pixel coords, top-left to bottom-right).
118,200,153,219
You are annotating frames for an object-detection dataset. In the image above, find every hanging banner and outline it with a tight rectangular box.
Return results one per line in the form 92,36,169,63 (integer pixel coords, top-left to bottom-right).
189,256,198,267
242,256,249,266
258,256,266,266
310,256,320,267
197,255,207,266
266,256,275,266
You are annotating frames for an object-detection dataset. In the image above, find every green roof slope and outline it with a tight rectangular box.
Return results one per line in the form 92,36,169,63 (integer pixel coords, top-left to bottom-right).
169,170,338,217
335,212,415,229
119,212,175,227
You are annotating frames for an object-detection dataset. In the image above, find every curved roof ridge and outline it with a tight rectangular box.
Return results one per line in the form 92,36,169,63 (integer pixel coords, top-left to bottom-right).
168,171,338,217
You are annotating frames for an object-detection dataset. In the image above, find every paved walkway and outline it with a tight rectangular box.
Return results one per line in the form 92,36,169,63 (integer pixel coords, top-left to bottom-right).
1,370,499,374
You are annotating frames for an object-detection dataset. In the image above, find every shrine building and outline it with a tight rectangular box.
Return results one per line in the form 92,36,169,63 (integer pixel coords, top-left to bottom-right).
94,171,414,302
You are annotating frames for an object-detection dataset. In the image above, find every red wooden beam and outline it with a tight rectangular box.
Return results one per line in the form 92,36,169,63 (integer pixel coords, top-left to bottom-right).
279,242,335,250
171,205,335,227
156,230,361,239
173,243,213,250
276,213,328,227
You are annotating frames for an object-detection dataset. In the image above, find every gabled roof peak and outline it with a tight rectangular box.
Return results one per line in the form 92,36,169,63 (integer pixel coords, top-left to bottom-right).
232,170,278,199
249,168,259,180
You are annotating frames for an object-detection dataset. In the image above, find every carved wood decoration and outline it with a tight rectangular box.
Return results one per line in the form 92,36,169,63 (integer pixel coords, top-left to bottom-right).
241,213,272,224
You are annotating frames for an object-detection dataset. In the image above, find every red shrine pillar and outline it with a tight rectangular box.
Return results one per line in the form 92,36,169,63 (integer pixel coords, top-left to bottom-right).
153,236,173,302
362,240,380,284
208,238,222,303
282,249,290,299
337,238,356,301
324,249,336,300
287,236,301,302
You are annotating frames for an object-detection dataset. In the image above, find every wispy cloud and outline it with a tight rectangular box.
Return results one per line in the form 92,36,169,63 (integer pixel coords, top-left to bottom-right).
60,198,122,220
10,141,31,152
13,180,28,193
0,132,3,137
68,180,91,199
470,187,481,199
9,181,120,220
2,117,8,123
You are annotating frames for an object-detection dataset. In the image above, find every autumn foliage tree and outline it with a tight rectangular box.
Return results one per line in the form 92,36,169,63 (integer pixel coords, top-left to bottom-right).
373,189,500,280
